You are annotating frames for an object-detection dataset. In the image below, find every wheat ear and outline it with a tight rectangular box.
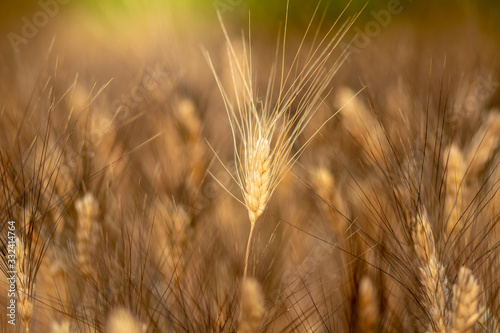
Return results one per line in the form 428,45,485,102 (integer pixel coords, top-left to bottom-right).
106,308,143,333
50,320,70,333
311,166,347,237
207,5,358,281
412,211,448,332
447,267,481,333
443,144,467,241
358,276,378,333
243,138,272,279
16,236,34,333
336,86,387,163
75,193,99,280
466,111,500,179
238,277,265,333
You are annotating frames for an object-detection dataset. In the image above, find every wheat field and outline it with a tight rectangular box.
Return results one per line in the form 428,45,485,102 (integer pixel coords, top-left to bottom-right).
0,0,499,332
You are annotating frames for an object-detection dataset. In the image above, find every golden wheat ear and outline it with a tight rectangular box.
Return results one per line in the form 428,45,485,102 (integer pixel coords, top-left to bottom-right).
443,144,467,242
206,2,359,282
447,267,481,333
50,320,70,333
106,308,144,333
245,137,272,225
16,236,34,333
358,276,379,333
238,277,265,333
412,211,448,332
74,193,99,280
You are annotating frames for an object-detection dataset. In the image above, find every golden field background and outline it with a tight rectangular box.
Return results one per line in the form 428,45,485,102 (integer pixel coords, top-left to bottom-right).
0,0,500,332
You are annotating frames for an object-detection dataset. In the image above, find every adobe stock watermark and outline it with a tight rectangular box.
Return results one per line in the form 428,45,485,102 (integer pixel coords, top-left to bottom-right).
86,65,169,145
266,239,336,304
110,65,169,120
448,73,499,126
462,73,499,115
5,220,17,326
282,241,336,288
7,0,71,54
340,0,412,63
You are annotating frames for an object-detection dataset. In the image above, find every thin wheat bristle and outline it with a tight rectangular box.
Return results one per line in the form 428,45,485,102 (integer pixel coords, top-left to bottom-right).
447,267,481,333
412,211,448,332
16,236,34,333
238,277,265,333
75,193,99,279
358,276,378,333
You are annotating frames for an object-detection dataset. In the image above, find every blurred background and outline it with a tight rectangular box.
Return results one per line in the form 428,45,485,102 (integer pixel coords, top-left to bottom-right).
1,0,499,48
1,0,498,101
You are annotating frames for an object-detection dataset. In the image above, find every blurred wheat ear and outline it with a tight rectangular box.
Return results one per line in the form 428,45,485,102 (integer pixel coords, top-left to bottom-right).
16,236,34,333
106,307,143,333
448,267,481,333
205,2,360,284
412,210,448,332
238,277,265,333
